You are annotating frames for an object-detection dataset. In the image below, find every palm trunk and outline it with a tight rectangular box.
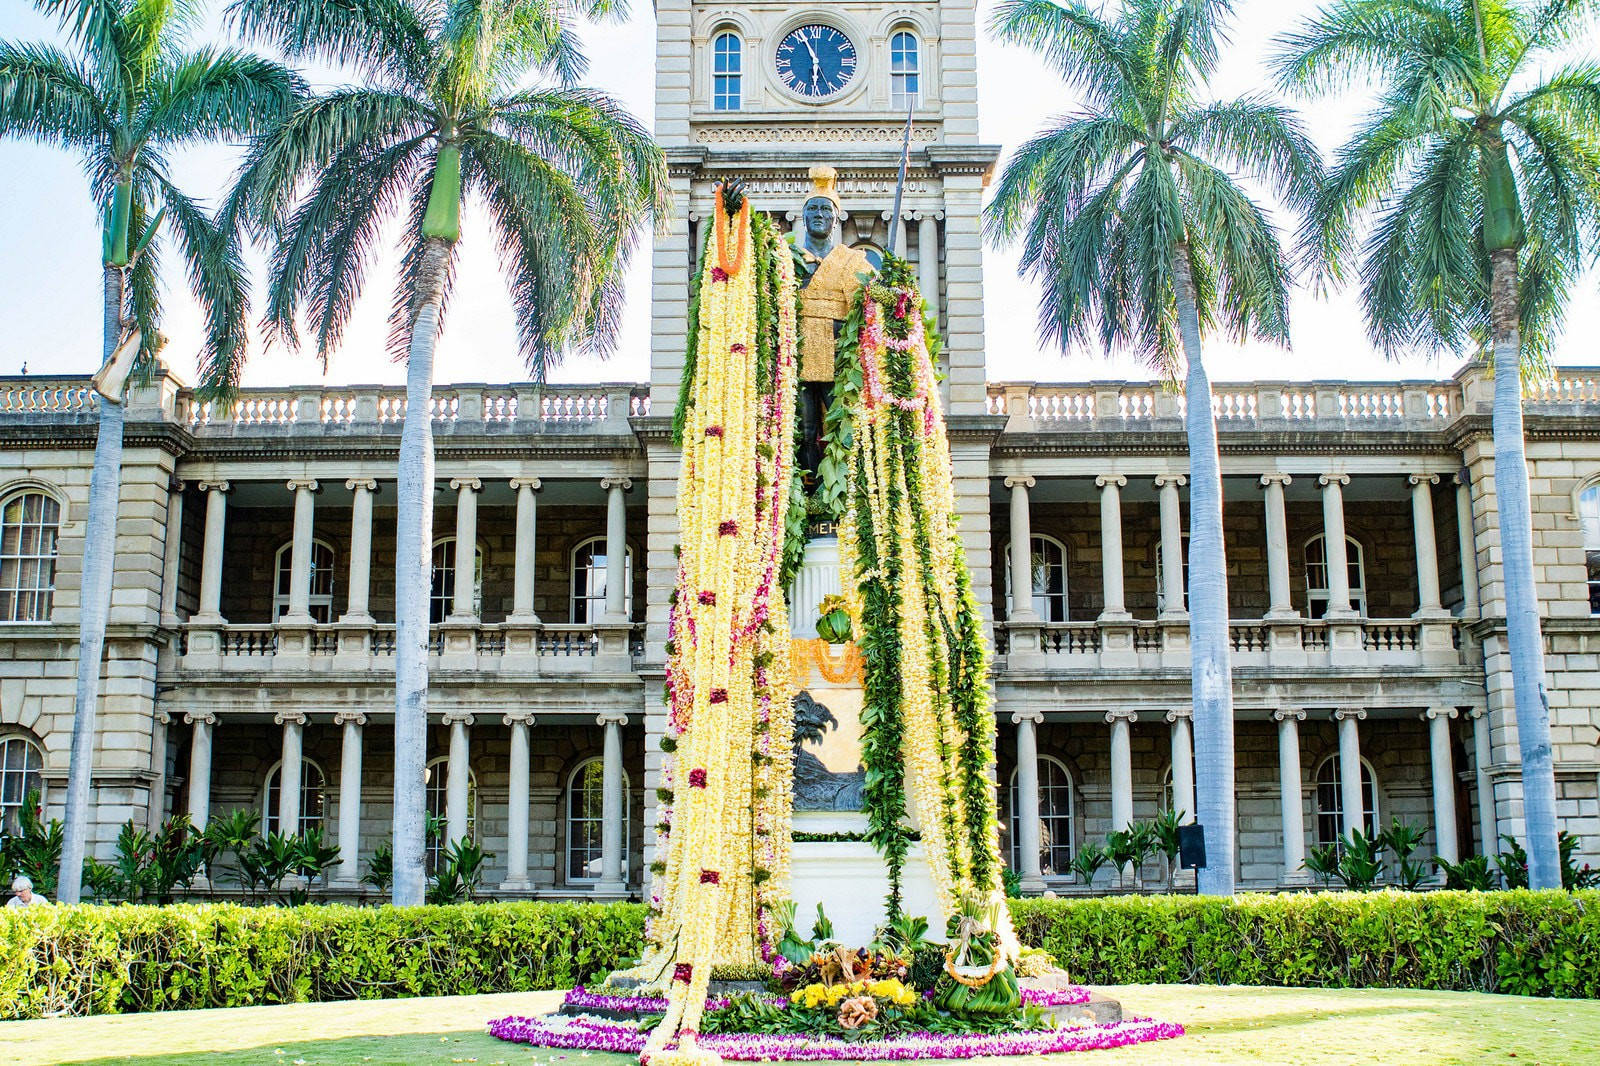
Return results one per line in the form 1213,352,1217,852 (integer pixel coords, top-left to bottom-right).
1488,247,1560,890
391,236,451,906
1174,245,1236,896
57,265,128,903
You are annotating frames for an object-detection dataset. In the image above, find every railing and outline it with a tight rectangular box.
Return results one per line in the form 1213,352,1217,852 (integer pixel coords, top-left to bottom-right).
0,378,98,413
176,383,651,432
191,620,639,670
1039,623,1102,655
219,625,278,656
1362,620,1421,651
1228,623,1270,653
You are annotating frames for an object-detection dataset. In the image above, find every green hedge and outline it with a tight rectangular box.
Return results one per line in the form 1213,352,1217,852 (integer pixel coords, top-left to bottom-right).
0,901,645,1019
1010,890,1600,998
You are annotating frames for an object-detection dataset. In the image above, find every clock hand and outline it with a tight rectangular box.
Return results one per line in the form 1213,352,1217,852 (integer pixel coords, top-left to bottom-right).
803,36,822,91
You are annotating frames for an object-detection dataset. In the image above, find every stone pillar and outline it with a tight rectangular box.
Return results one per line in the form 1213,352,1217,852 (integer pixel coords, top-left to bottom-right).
1409,474,1445,614
1005,476,1038,621
194,481,230,622
1334,708,1366,838
284,479,319,622
445,712,473,847
1274,709,1309,883
1107,709,1137,831
1470,708,1497,855
509,478,542,623
160,480,185,628
598,712,628,893
1096,475,1130,621
917,214,939,316
1012,709,1046,892
1261,474,1295,618
601,478,632,622
334,711,366,885
276,711,307,835
1425,707,1460,865
1167,709,1196,823
1319,474,1355,617
502,712,534,891
1454,473,1480,618
343,479,377,623
184,712,215,829
448,478,481,621
1155,475,1187,619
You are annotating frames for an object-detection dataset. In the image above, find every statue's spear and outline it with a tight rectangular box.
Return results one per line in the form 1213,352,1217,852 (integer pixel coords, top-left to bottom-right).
884,94,915,258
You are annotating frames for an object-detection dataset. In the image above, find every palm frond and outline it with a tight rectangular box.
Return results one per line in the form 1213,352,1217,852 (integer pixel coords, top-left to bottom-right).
988,0,1147,120
386,168,462,363
225,0,434,89
1169,95,1324,217
135,46,303,147
0,40,113,149
33,0,127,91
985,113,1145,243
1175,152,1294,344
1272,0,1463,94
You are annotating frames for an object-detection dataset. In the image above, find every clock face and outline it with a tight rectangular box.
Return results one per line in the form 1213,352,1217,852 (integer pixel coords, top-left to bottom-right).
775,24,858,100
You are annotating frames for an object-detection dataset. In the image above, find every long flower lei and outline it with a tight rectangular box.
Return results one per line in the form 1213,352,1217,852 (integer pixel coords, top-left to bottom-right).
836,254,1018,957
637,186,800,1066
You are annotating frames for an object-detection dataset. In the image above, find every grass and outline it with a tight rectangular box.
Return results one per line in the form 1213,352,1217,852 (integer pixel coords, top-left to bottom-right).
3,986,1599,1066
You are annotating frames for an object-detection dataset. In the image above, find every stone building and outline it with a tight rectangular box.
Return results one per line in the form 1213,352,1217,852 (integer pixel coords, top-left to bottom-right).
2,0,1599,897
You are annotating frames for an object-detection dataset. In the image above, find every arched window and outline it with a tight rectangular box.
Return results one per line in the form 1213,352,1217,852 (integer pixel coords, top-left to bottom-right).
1001,535,1069,622
1,491,61,622
572,537,633,623
1580,483,1600,615
273,539,337,623
567,757,630,882
712,31,742,111
430,537,484,624
1008,756,1074,878
262,758,327,837
1154,532,1191,614
1314,754,1378,847
1304,534,1366,617
0,734,45,837
890,29,920,108
423,756,478,872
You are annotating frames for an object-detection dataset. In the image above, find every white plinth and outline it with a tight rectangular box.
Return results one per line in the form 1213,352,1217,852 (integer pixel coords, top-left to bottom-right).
790,834,941,947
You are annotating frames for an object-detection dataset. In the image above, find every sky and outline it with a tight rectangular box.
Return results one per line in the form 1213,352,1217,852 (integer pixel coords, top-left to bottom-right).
0,0,1595,388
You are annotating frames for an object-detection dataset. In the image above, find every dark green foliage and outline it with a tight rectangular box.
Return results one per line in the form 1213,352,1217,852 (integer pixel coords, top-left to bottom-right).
1303,843,1340,887
1010,891,1600,998
1496,834,1531,889
0,792,62,897
1437,854,1496,891
1069,843,1109,887
1335,829,1384,891
0,901,645,1019
426,838,492,905
1378,818,1430,891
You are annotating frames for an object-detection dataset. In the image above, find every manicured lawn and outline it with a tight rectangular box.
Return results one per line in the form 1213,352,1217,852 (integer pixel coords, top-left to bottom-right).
4,986,1598,1066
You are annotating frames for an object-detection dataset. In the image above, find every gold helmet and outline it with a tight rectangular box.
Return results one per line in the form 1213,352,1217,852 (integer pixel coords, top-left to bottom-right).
806,164,841,210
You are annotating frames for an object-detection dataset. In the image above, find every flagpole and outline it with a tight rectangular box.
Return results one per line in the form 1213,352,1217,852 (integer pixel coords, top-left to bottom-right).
885,94,914,258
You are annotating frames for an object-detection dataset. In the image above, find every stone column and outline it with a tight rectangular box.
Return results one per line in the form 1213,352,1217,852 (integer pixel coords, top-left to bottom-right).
1167,709,1196,823
1274,710,1309,883
1011,709,1046,892
1454,473,1481,618
1470,708,1497,855
448,478,481,621
444,712,473,847
1005,476,1038,621
501,711,534,891
284,479,319,622
1155,475,1187,619
598,712,628,893
601,478,632,622
333,711,366,885
917,214,940,316
342,480,377,622
276,711,307,835
509,478,542,623
1425,707,1460,865
1410,474,1445,614
184,712,215,829
1333,708,1367,838
1107,709,1137,831
1261,474,1295,618
160,480,185,628
1096,475,1130,621
194,481,230,622
1319,474,1355,617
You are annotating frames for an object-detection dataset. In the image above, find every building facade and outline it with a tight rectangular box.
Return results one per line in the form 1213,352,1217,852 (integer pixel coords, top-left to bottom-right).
2,0,1600,896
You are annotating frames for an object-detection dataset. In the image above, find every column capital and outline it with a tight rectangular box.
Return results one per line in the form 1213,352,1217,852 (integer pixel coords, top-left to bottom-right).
449,477,482,492
1105,708,1139,724
286,478,319,492
442,711,476,726
596,712,630,727
1272,708,1307,723
197,479,231,493
1453,470,1472,488
509,477,543,491
274,710,308,726
1095,474,1128,489
1003,475,1036,490
1318,473,1350,487
183,711,217,727
1164,708,1193,723
1423,707,1460,721
1153,474,1188,488
169,477,187,493
1260,473,1293,487
1467,706,1488,720
600,476,633,491
1010,709,1044,725
345,478,377,492
1332,707,1367,722
1409,473,1441,487
333,711,368,726
503,711,536,727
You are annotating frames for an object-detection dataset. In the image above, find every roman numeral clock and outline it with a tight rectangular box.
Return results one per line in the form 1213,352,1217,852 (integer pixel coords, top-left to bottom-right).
774,24,858,100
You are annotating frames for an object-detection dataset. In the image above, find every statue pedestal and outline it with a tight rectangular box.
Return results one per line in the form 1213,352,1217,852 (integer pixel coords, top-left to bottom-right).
791,814,941,948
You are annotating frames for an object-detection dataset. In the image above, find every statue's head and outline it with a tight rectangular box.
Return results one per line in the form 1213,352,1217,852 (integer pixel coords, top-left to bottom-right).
803,196,838,240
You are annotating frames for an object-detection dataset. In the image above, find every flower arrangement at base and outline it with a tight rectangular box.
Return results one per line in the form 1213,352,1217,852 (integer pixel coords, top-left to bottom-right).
814,594,854,644
934,895,1021,1018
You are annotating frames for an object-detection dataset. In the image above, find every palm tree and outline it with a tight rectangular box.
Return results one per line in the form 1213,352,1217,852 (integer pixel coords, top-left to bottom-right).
222,0,667,905
1275,0,1600,891
986,0,1322,895
0,0,299,902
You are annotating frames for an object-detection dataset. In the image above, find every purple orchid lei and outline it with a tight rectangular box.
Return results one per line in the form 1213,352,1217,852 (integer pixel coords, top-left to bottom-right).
562,986,789,1015
487,1013,1184,1060
1019,986,1092,1007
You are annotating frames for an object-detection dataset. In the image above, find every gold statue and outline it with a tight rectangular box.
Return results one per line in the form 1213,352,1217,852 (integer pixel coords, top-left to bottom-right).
792,165,874,383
